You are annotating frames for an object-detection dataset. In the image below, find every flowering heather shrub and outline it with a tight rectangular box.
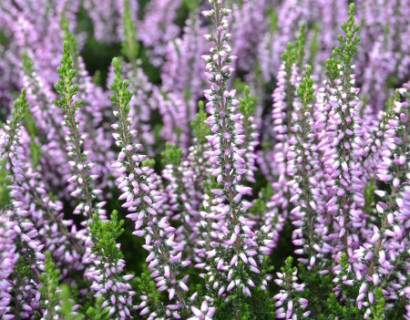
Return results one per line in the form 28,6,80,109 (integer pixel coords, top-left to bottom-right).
0,0,409,319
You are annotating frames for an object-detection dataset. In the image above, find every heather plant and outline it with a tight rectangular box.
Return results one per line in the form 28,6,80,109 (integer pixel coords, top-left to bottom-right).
0,1,409,320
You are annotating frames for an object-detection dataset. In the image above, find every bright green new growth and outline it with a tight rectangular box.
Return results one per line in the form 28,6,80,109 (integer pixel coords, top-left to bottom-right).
268,10,278,33
297,65,314,105
142,158,156,169
327,253,360,318
309,24,319,67
122,0,139,62
61,14,79,57
60,285,79,320
21,52,34,74
370,288,386,320
249,184,274,217
295,24,305,71
5,90,28,156
161,142,183,167
86,297,110,320
0,158,10,208
191,101,210,144
54,41,82,113
111,57,133,117
385,89,401,116
281,23,305,70
39,251,61,320
335,3,360,66
325,57,339,82
283,256,295,273
363,177,376,214
237,86,257,118
89,210,125,261
11,89,28,126
134,270,165,316
326,3,360,82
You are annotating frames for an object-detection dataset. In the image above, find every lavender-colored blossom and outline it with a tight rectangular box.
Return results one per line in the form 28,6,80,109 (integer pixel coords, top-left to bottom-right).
110,59,191,318
83,0,138,43
273,258,310,319
137,0,181,67
0,211,18,320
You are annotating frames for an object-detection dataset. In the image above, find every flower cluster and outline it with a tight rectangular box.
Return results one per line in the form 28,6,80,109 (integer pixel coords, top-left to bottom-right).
0,0,409,319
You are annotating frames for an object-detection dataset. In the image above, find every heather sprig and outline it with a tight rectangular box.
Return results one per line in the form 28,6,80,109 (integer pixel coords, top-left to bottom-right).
39,251,61,319
288,65,319,267
202,0,264,299
110,57,191,317
86,211,136,319
121,0,139,64
237,86,259,183
273,257,310,319
54,41,105,221
191,101,210,145
0,90,43,318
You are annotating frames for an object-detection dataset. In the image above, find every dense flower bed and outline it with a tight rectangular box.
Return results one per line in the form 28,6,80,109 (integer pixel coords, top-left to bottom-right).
0,0,409,319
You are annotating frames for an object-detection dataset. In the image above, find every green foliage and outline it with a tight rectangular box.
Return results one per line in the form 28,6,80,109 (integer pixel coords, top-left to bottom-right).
268,10,278,32
0,152,10,208
209,257,275,319
13,80,43,168
335,4,360,65
327,3,360,82
282,42,296,67
237,86,257,118
325,57,339,82
86,297,110,320
309,24,319,67
203,175,221,197
13,255,32,280
385,89,400,116
369,288,385,320
92,70,102,86
60,284,83,320
295,24,305,71
327,253,361,319
39,252,60,319
191,101,210,144
21,52,34,74
28,135,42,168
161,142,183,167
122,0,139,62
363,177,376,214
299,263,333,318
282,256,295,274
297,65,314,105
61,14,79,57
54,41,82,113
142,158,156,168
249,184,273,217
181,0,201,14
282,23,305,70
89,211,125,261
134,269,165,316
11,89,28,125
110,57,133,117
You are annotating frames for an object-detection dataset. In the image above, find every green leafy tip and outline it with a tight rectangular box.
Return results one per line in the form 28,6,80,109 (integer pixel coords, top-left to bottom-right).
191,101,210,144
110,57,133,117
122,0,139,62
89,211,125,261
12,89,28,124
161,142,183,167
238,86,257,118
54,41,82,113
297,65,314,105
